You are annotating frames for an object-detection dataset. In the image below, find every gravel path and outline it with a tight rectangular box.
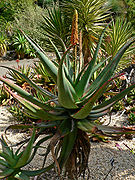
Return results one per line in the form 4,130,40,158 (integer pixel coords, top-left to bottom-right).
0,58,38,78
0,53,55,77
0,107,135,180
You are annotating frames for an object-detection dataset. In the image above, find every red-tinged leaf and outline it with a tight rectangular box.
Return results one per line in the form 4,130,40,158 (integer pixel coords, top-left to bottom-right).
88,109,110,119
90,102,114,114
72,74,123,119
4,85,67,121
78,119,135,136
92,83,135,111
0,76,52,110
96,125,135,135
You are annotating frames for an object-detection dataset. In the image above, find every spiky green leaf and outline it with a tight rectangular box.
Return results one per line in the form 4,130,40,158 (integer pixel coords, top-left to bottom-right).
21,30,58,82
78,119,135,135
14,129,36,168
21,164,54,176
72,74,121,119
4,86,66,121
57,46,79,109
92,83,135,112
59,125,77,168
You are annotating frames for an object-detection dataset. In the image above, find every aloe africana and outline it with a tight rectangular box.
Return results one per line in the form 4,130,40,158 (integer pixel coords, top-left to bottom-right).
0,16,135,179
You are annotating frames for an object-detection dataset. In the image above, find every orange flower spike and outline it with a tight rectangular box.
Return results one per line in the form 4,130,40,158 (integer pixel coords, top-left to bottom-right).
71,9,79,45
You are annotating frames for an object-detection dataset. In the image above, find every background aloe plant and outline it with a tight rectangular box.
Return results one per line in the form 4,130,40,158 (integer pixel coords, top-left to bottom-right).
0,130,35,180
0,12,135,179
0,129,35,180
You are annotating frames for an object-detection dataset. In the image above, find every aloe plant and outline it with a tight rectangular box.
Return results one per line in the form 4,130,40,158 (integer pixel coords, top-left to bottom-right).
0,19,135,178
7,64,34,86
0,129,35,180
13,32,35,59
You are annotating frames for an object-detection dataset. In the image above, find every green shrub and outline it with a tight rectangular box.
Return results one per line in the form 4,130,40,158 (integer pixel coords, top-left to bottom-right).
12,1,47,47
125,0,135,29
128,112,135,124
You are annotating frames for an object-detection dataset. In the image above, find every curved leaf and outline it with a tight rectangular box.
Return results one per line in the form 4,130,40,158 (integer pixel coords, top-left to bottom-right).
49,38,61,63
0,168,14,178
78,119,135,136
21,163,54,176
57,46,79,109
0,76,52,110
4,86,67,121
21,30,58,83
72,74,122,119
27,135,52,165
14,129,36,168
88,109,110,120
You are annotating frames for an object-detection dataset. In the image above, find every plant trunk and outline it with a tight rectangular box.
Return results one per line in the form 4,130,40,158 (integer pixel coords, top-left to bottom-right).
65,130,91,179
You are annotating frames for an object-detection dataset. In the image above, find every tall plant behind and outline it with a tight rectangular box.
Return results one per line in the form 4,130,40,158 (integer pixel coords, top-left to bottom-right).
37,0,58,8
104,18,135,71
41,6,70,52
107,0,135,30
60,0,110,63
0,0,15,22
12,0,47,47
